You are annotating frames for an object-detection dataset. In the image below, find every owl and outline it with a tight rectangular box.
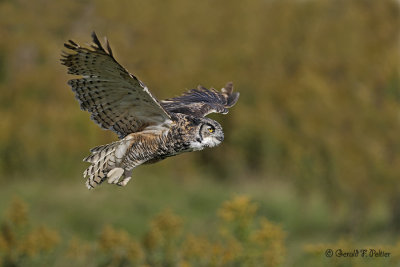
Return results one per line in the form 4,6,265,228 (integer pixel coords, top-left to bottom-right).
61,32,239,189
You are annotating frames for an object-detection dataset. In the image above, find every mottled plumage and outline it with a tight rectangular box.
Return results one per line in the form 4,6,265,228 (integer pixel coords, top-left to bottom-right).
61,32,239,189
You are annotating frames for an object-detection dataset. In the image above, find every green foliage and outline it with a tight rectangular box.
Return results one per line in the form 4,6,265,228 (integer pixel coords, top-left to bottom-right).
0,0,398,210
0,198,59,267
0,196,286,267
83,197,285,267
2,196,400,266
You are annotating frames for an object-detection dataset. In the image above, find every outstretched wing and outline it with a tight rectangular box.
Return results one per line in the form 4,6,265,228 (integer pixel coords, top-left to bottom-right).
161,82,239,117
61,32,171,138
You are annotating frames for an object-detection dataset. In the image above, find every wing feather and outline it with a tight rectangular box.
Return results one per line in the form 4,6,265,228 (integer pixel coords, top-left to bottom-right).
161,82,239,117
61,32,171,138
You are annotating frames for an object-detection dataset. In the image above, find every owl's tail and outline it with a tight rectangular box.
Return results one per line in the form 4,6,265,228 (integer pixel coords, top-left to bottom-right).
83,140,132,189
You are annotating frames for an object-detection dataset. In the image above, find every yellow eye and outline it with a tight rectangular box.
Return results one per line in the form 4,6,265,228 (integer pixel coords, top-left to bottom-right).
208,128,214,133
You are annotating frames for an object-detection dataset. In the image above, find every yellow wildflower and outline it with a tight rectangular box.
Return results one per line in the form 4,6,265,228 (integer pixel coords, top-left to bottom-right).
6,197,28,226
151,209,183,238
252,218,286,267
66,236,93,260
143,228,162,251
98,224,143,263
218,195,258,224
18,226,60,257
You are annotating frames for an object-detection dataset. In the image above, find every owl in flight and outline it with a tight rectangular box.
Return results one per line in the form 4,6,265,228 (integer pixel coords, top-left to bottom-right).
61,32,239,189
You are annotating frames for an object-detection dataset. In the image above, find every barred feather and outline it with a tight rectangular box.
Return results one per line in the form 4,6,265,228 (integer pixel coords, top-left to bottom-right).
61,32,171,138
83,140,131,189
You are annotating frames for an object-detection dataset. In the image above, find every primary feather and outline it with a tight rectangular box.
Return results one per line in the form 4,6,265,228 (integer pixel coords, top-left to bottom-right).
161,82,240,117
61,32,171,139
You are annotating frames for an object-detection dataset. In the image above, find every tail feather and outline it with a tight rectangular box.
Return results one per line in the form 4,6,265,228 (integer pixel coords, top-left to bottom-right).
83,140,130,189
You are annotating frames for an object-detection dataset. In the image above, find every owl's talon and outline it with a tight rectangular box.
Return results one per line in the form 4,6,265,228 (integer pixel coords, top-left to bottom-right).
107,167,124,184
117,177,132,187
107,176,119,184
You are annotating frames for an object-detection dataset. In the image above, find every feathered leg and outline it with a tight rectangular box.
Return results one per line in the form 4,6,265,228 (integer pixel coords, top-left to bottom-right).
83,139,132,189
83,132,165,189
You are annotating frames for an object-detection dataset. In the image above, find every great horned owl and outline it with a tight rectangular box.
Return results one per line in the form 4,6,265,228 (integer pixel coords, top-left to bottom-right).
61,32,239,189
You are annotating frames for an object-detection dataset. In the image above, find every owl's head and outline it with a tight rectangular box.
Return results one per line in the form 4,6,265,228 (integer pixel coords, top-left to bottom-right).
191,118,224,150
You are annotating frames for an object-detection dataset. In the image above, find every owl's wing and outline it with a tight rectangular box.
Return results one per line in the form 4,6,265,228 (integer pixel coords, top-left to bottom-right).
161,82,239,117
61,32,172,138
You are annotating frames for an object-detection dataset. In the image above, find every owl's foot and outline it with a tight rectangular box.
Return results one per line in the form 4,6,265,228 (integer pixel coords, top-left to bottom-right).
117,176,132,187
107,167,124,184
107,168,133,187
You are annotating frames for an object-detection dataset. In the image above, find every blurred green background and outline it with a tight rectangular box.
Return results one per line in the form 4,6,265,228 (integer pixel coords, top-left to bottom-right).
0,0,399,266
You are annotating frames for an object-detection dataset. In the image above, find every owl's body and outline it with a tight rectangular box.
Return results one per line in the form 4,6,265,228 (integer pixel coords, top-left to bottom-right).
61,33,238,189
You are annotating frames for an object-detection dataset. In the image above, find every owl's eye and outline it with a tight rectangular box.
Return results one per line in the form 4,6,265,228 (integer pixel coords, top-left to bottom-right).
208,127,215,133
